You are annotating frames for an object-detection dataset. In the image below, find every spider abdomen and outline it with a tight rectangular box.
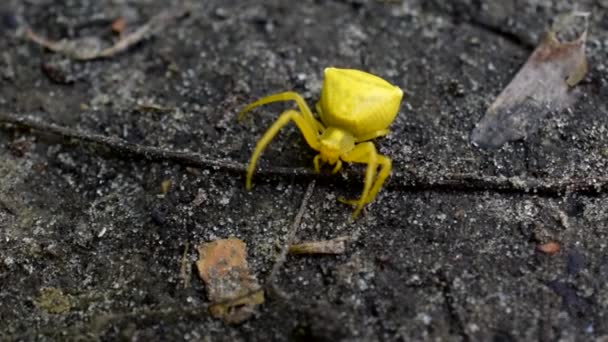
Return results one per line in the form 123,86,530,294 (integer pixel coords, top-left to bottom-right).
318,68,403,137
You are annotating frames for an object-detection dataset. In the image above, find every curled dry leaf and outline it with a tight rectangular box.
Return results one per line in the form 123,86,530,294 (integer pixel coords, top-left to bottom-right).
196,238,264,324
471,12,589,149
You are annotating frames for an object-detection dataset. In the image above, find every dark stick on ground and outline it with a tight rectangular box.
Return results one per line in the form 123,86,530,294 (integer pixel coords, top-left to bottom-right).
0,198,16,215
436,271,470,342
0,112,311,176
266,180,316,300
1,112,608,196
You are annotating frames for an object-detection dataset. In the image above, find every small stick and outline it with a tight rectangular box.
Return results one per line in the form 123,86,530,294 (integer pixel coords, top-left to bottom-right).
289,236,349,255
0,113,318,178
26,8,188,60
2,112,608,196
179,242,191,289
0,198,16,215
266,180,316,299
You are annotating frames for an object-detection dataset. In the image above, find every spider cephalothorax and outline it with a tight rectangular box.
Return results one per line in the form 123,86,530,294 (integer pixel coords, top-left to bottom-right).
239,67,403,218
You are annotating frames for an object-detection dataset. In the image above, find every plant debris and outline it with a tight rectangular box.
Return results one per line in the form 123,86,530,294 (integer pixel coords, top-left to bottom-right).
265,181,316,299
471,11,589,149
179,242,191,289
4,113,608,195
34,287,72,314
195,238,264,324
26,8,188,60
160,179,172,195
537,241,561,255
111,17,127,36
289,236,349,255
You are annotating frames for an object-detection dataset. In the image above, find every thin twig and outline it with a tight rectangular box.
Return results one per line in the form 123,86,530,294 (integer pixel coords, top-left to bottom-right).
393,173,608,196
266,180,316,299
436,270,470,342
288,236,349,255
464,16,536,50
0,198,16,216
1,112,608,196
0,112,317,177
178,242,191,289
26,8,189,60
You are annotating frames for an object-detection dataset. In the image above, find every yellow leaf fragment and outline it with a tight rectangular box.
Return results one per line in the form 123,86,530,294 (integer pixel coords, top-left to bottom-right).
34,287,72,314
196,238,264,324
160,179,172,194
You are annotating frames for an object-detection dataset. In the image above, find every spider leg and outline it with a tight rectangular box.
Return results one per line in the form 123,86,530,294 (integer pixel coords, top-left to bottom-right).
339,142,392,218
313,156,342,174
246,110,320,190
338,142,377,217
331,160,342,174
364,154,391,206
313,155,322,173
239,91,324,133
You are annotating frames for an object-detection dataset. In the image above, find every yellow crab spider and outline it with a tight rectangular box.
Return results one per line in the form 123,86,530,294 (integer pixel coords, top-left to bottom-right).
238,67,403,218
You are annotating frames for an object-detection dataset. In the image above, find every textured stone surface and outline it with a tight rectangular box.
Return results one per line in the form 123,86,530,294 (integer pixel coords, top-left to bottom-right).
1,0,607,340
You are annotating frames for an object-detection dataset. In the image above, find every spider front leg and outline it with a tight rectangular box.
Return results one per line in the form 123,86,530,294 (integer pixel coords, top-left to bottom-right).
339,142,392,218
245,110,320,190
238,91,324,133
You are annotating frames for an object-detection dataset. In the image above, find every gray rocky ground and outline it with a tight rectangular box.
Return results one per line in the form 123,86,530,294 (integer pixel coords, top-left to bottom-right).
1,0,608,341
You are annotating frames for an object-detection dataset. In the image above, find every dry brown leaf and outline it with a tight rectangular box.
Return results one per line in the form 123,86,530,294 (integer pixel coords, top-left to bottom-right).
471,12,589,149
196,238,264,324
537,241,561,255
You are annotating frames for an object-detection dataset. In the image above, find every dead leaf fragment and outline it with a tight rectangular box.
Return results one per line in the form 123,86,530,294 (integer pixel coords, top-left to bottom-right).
196,238,264,324
111,17,127,35
160,179,172,194
537,241,561,255
289,236,349,255
471,12,589,149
